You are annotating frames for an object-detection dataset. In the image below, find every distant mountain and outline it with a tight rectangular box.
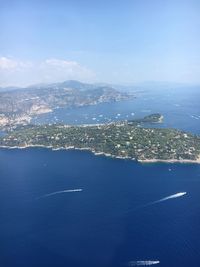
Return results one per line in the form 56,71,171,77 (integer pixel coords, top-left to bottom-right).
26,80,98,91
0,80,133,129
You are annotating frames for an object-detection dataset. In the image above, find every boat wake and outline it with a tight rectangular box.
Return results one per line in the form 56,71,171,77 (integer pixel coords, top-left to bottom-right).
125,192,187,213
128,260,160,266
147,192,187,206
37,189,83,199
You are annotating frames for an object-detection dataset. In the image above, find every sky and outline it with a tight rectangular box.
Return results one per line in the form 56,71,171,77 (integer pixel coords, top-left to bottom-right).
0,0,200,87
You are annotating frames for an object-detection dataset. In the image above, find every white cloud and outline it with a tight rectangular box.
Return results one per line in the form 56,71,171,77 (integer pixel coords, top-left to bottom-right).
0,57,18,70
39,58,94,83
0,57,32,71
0,57,95,87
44,59,79,68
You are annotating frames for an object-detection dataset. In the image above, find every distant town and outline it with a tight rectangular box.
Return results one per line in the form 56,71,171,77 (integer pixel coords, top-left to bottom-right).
1,81,199,164
0,80,132,130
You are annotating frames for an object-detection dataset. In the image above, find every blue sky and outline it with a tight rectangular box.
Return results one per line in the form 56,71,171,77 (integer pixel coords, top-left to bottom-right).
0,0,200,86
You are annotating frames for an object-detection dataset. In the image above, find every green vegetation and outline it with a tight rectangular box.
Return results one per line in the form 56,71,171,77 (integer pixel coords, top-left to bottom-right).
0,80,132,129
1,121,200,162
128,113,163,125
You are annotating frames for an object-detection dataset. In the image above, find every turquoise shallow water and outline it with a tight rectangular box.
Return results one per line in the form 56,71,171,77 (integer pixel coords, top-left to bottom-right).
0,87,200,267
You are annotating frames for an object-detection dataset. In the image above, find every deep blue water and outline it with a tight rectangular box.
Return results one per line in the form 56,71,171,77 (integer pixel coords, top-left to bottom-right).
1,87,200,267
31,87,200,134
0,149,200,267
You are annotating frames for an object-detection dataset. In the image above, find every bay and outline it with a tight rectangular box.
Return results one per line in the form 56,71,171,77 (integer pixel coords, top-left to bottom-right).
0,87,200,267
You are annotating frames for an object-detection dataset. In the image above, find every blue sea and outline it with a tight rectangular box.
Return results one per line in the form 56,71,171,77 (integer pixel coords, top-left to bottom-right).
0,87,200,267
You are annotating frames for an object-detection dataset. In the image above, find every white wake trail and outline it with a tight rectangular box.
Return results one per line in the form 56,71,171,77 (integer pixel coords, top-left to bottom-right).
125,192,187,213
37,189,83,199
128,260,160,266
148,192,187,206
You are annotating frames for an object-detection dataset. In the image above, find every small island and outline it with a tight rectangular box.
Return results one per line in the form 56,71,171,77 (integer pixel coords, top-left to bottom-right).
0,119,200,164
128,113,164,125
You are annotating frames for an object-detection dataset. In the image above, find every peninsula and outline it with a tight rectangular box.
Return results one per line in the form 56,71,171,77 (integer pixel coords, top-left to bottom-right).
0,80,132,130
1,120,200,164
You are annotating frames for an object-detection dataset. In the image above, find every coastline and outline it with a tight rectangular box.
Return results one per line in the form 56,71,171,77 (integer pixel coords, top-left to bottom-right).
0,144,200,164
138,157,200,164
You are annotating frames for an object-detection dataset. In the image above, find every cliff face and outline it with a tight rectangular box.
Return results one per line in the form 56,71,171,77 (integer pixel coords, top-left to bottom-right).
0,81,132,128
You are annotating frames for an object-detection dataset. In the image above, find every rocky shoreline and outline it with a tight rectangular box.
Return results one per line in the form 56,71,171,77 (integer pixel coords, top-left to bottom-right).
0,144,200,164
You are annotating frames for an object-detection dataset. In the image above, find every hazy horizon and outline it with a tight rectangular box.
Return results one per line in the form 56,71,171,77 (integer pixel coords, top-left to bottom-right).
1,79,199,90
1,0,200,87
